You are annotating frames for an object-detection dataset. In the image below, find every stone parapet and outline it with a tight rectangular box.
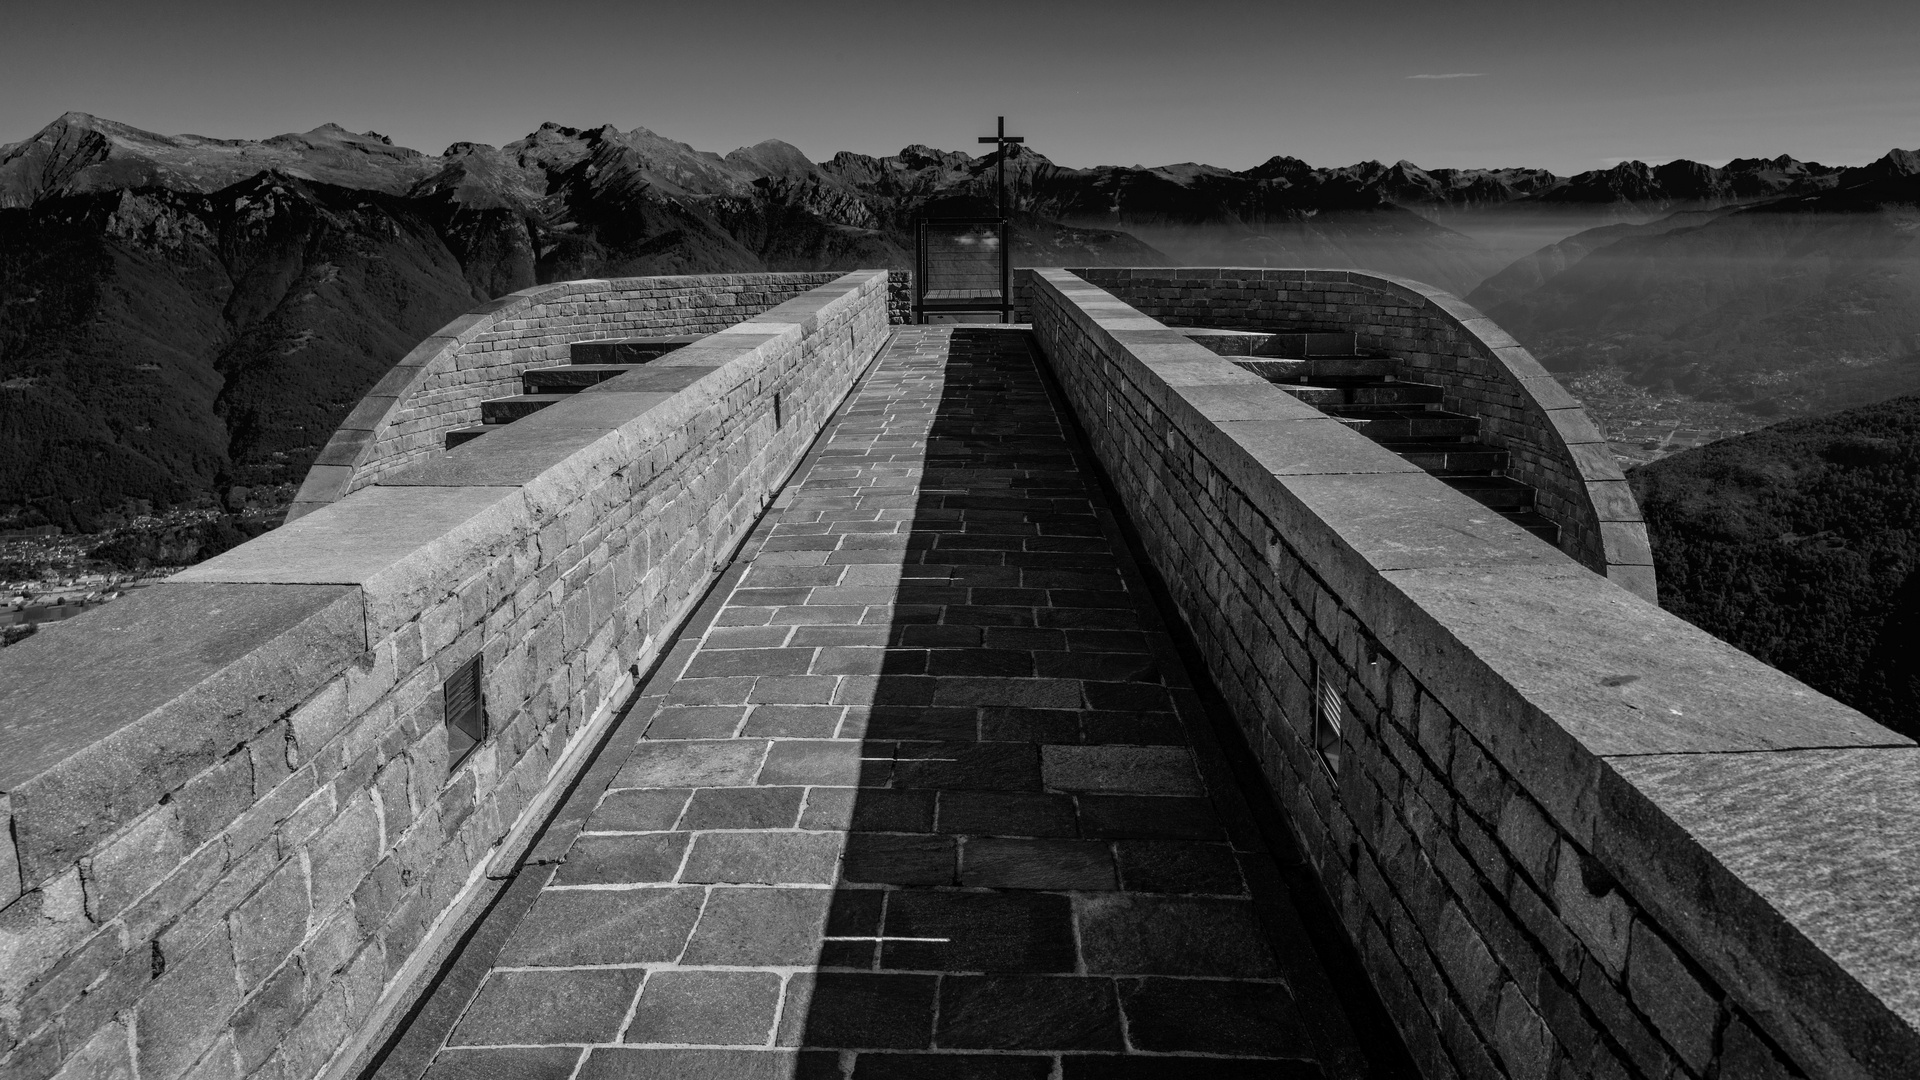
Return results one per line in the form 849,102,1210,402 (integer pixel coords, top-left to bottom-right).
1065,266,1654,602
1027,269,1917,1080
0,271,892,1080
290,270,914,522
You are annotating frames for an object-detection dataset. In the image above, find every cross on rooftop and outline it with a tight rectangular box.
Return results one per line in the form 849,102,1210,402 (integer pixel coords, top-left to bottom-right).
978,115,1025,218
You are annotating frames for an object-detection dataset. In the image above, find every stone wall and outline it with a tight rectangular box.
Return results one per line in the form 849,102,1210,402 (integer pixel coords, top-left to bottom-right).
1027,269,1920,1080
0,271,892,1080
291,270,912,521
1067,267,1653,601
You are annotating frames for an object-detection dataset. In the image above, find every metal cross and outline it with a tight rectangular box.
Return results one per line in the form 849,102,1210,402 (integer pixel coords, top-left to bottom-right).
977,116,1025,219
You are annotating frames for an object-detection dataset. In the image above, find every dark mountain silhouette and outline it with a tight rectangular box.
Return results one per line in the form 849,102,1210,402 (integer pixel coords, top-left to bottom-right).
0,113,437,205
1481,153,1920,420
1631,392,1920,739
1414,154,1845,268
0,111,1902,532
0,116,1179,528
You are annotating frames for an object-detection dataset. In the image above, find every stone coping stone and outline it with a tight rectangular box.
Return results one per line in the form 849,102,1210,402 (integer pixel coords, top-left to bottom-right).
1366,563,1901,851
175,485,527,639
0,582,364,880
580,365,721,394
175,485,524,588
1602,749,1920,1077
1174,384,1324,425
1282,472,1562,573
381,394,681,488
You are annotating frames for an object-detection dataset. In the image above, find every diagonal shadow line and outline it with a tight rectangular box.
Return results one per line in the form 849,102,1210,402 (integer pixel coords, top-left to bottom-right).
782,325,1414,1078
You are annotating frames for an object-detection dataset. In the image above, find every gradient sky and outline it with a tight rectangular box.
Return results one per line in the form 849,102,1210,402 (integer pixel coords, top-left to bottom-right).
5,0,1915,175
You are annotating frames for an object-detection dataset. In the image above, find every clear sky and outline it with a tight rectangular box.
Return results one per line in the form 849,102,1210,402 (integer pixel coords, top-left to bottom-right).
4,0,1915,175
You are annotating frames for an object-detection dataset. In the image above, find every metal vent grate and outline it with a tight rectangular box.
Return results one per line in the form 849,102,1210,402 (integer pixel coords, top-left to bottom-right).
1315,671,1344,780
444,655,485,766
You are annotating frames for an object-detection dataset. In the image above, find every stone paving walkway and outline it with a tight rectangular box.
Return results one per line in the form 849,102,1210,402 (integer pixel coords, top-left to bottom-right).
398,327,1395,1080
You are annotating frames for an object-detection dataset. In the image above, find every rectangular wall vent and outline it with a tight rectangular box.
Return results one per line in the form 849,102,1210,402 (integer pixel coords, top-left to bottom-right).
1315,670,1345,780
445,656,485,766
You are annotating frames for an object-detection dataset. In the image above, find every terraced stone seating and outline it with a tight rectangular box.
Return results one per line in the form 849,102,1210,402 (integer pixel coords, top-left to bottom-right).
444,334,707,449
1181,329,1562,544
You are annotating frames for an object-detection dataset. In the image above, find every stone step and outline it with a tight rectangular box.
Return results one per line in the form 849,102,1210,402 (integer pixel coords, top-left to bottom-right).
1177,329,1356,358
1282,385,1346,408
1440,475,1536,510
522,365,634,394
569,335,704,365
1231,358,1309,382
444,426,490,450
1280,382,1444,408
1248,331,1356,357
1349,382,1444,406
1179,328,1279,356
1499,508,1562,544
1327,407,1479,441
480,395,569,424
1381,441,1510,473
1290,331,1358,357
1307,356,1399,381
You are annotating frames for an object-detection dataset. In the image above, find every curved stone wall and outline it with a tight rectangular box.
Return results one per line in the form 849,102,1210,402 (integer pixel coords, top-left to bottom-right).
1027,268,1918,1080
290,270,913,522
0,272,892,1080
1067,267,1655,602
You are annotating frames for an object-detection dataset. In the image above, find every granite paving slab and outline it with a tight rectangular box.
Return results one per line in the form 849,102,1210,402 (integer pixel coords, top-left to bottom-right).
391,326,1406,1080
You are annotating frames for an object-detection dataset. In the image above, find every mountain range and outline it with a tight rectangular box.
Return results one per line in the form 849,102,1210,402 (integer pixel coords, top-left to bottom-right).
1,111,1916,532
1477,151,1920,419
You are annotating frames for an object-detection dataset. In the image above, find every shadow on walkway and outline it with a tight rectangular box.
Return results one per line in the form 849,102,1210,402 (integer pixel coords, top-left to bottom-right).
374,327,1414,1080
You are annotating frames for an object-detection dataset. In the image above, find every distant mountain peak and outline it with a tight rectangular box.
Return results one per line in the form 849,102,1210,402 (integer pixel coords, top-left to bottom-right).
1244,155,1314,183
724,139,819,180
1834,147,1920,190
1878,148,1920,174
895,144,973,170
300,123,396,146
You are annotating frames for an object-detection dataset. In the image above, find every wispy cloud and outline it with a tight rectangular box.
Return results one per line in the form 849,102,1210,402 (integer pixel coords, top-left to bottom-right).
1406,72,1483,80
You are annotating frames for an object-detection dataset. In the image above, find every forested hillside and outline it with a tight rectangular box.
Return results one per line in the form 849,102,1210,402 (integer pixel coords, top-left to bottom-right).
1630,394,1920,738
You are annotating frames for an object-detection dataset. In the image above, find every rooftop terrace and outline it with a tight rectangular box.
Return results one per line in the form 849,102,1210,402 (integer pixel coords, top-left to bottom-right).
0,268,1910,1080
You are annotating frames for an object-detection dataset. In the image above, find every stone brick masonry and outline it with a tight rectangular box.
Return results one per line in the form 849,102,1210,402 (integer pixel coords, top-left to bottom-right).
7,265,1918,1080
385,325,1395,1079
0,272,892,1080
1068,267,1654,602
292,271,913,521
1028,269,1920,1080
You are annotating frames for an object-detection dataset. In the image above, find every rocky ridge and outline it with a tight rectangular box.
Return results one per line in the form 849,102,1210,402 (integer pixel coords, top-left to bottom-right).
0,111,1912,535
